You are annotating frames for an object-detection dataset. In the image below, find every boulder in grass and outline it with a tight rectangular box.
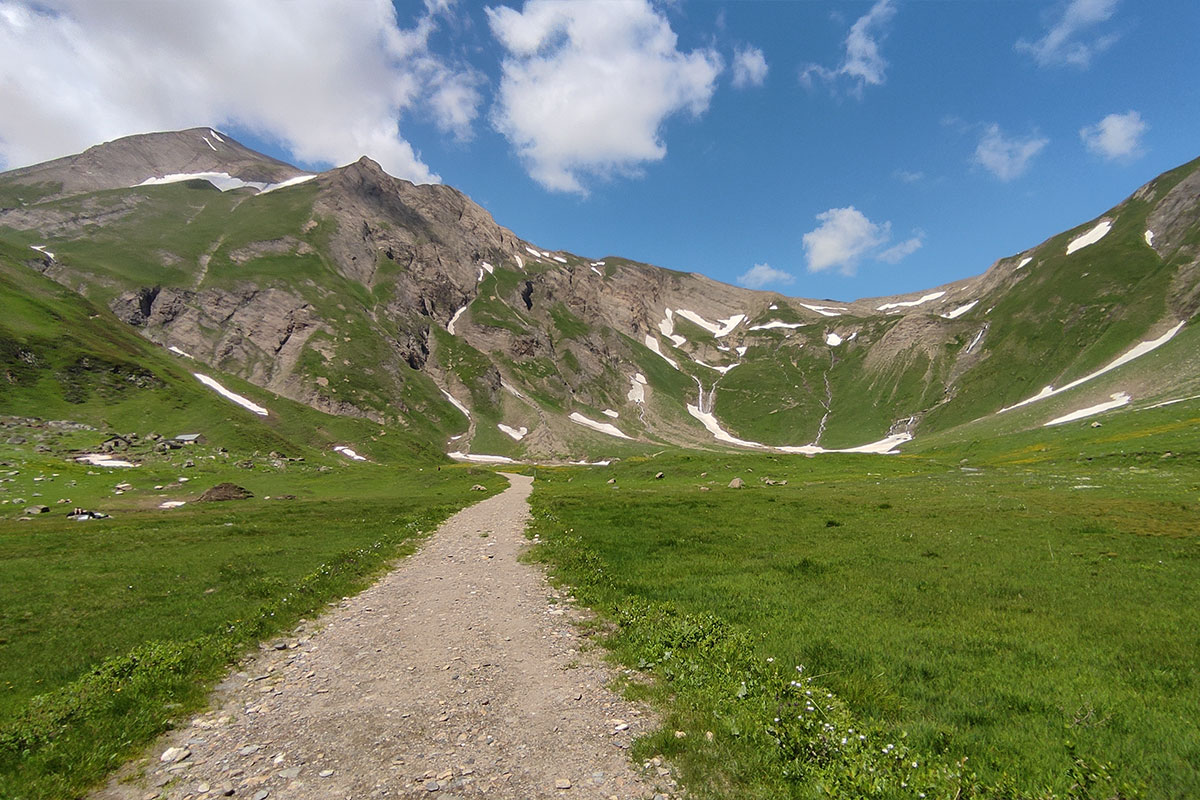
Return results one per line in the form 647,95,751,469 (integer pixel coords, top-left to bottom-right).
198,483,253,502
727,477,744,489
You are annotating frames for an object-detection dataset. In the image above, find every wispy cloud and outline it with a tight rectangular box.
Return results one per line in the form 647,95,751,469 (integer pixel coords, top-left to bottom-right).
878,233,924,264
1080,111,1147,161
732,45,769,89
802,206,920,275
0,0,479,180
893,169,925,184
801,0,897,97
1016,0,1120,68
487,0,722,194
974,124,1049,181
737,263,794,289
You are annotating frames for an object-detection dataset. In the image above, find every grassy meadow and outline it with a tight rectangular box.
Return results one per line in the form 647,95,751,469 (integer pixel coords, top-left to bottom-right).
0,417,502,799
526,400,1200,799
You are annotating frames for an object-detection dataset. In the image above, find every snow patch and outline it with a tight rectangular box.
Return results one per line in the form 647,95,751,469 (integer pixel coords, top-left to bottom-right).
769,304,778,310
333,445,367,461
694,360,738,375
208,129,224,143
449,451,516,464
497,423,528,441
716,314,746,336
674,309,745,337
569,412,632,440
800,303,845,317
749,320,804,331
876,291,946,311
1016,256,1033,269
441,389,471,420
75,454,136,468
1144,230,1154,247
686,401,913,455
194,373,268,416
736,346,748,357
1044,393,1131,426
480,261,494,275
138,171,313,194
999,321,1185,413
965,327,987,354
627,373,647,404
590,266,602,276
687,405,766,448
159,500,186,509
644,335,679,369
658,309,675,337
590,261,605,267
825,333,843,347
777,432,913,455
447,306,467,335
668,334,687,347
168,345,193,359
202,136,217,152
257,174,316,194
553,256,567,264
30,244,55,260
602,409,619,418
524,246,541,258
942,300,978,319
1066,220,1112,254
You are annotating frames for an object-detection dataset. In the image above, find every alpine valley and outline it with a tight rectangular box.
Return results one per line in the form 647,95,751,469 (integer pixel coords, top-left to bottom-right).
2,128,1198,463
4,129,1200,800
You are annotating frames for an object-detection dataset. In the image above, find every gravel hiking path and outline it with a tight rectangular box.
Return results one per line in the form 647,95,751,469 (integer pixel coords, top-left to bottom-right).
95,473,674,800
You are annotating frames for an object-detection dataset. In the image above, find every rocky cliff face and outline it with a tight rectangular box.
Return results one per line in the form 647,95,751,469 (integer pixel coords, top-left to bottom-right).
1,131,1197,459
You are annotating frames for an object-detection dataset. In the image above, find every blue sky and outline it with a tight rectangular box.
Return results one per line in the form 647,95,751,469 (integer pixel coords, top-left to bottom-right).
2,0,1197,302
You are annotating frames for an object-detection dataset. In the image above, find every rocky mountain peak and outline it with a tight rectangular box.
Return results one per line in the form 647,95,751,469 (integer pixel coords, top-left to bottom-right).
1,127,305,202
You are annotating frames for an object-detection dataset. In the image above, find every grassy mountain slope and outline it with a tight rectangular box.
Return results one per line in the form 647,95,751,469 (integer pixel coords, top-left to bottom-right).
0,132,1197,461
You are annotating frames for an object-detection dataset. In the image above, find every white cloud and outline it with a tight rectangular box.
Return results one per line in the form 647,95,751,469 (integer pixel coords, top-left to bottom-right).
801,0,896,96
893,169,925,183
732,45,768,88
1016,0,1120,68
878,234,924,264
487,0,722,194
974,124,1048,181
802,206,911,275
737,263,794,289
1080,111,1146,161
0,0,481,179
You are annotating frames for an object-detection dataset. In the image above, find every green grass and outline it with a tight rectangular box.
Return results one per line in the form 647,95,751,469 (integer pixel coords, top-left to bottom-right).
526,434,1200,798
0,441,501,799
0,247,514,796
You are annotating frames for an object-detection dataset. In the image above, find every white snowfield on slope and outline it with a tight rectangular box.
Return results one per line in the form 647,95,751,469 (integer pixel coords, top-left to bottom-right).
194,373,268,416
999,321,1185,413
568,412,632,440
1065,220,1112,255
138,172,315,195
1044,393,1131,426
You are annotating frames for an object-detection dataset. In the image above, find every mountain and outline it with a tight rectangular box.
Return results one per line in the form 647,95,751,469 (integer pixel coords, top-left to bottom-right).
1,128,1198,462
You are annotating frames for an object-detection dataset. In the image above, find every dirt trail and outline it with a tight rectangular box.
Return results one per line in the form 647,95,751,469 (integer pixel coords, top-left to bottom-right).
95,474,670,800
